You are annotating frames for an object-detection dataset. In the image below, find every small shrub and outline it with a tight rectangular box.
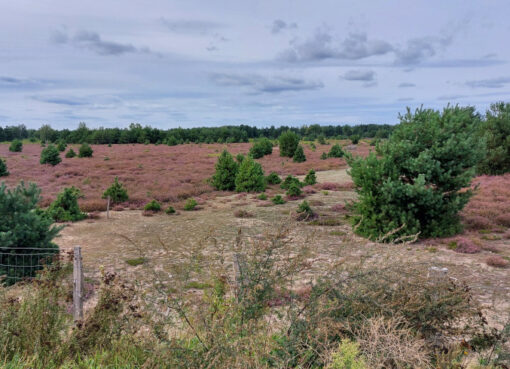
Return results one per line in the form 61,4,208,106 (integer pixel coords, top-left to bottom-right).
266,172,282,185
281,175,302,190
453,237,481,254
328,144,344,158
331,203,346,212
212,150,238,191
184,198,198,211
350,134,361,144
486,255,509,268
271,195,285,205
9,139,22,152
165,206,176,214
327,340,367,369
144,200,161,212
304,169,317,185
78,143,93,158
65,148,76,158
495,213,510,227
126,257,146,266
102,177,128,204
46,187,86,222
235,156,266,192
317,134,327,145
0,158,8,177
257,193,268,200
320,152,328,160
279,130,300,157
236,153,245,163
40,145,61,166
296,200,315,221
249,138,273,159
286,183,302,197
234,209,253,218
292,145,306,163
56,141,67,152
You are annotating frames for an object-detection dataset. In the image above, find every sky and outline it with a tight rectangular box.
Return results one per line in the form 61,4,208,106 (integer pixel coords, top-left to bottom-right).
1,0,510,129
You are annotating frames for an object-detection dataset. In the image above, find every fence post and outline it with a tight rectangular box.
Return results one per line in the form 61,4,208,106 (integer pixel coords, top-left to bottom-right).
107,195,110,219
73,246,84,322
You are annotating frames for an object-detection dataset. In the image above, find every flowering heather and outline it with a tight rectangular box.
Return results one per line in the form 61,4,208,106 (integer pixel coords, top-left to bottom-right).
486,255,509,268
330,203,346,212
0,142,369,210
453,237,481,254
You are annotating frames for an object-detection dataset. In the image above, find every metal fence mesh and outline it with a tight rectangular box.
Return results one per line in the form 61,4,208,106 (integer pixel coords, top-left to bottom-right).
0,247,60,285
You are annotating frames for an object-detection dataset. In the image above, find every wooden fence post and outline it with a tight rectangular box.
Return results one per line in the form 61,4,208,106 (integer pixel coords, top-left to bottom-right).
107,195,110,219
73,246,84,322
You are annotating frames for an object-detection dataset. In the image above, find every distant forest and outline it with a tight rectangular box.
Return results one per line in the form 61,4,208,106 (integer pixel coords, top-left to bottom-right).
0,123,393,145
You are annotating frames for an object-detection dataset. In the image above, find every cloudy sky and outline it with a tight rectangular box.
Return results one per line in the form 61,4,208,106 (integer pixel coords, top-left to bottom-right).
1,0,509,129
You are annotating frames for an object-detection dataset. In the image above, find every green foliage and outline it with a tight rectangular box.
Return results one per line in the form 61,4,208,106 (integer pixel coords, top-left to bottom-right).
286,183,302,197
144,200,161,212
65,148,76,158
320,152,328,160
279,130,300,157
235,156,266,192
350,134,361,144
40,145,62,166
271,194,285,204
297,200,313,216
292,145,306,163
249,138,273,159
9,139,22,152
166,136,178,146
328,144,344,158
184,198,198,211
56,140,67,152
47,187,87,222
257,193,268,200
327,340,367,369
102,177,128,204
304,169,317,185
0,182,60,284
0,158,8,177
266,171,282,185
126,257,146,266
236,153,245,163
281,175,303,190
165,206,176,214
212,150,238,191
478,101,510,174
317,134,327,145
78,143,93,158
348,105,485,241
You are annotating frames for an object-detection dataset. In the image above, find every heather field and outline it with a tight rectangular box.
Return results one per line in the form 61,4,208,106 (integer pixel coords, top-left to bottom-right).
0,141,367,211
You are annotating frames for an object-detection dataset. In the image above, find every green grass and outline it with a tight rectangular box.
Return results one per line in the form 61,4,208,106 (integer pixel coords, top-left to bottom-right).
125,257,146,266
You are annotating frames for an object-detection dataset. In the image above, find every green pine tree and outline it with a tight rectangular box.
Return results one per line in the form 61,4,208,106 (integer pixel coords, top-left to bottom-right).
40,145,62,166
0,158,8,177
235,156,266,192
212,150,239,191
293,145,306,163
102,177,129,203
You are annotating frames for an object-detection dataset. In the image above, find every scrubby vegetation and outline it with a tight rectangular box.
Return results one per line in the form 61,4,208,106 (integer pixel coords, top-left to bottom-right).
65,148,76,158
212,150,238,191
249,137,273,159
184,198,198,210
235,156,266,192
40,144,61,166
46,187,87,222
8,139,22,152
0,158,8,177
328,144,344,158
281,175,303,190
304,169,317,185
78,143,93,158
102,177,128,204
293,144,306,162
272,194,286,204
478,101,510,175
144,199,161,212
279,130,300,157
265,171,282,185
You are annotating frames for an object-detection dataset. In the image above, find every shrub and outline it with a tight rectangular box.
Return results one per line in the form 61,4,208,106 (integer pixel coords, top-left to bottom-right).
304,169,317,185
317,135,327,145
327,340,367,369
65,148,76,158
328,144,344,158
293,145,306,163
249,138,273,159
165,206,176,214
234,209,253,218
453,237,481,254
166,136,178,146
212,150,238,191
0,182,60,284
281,175,302,190
257,193,268,200
9,139,22,152
78,143,93,158
486,255,509,268
46,186,87,222
56,141,67,152
236,153,245,163
184,198,198,211
235,156,266,192
0,158,8,177
279,130,300,157
286,183,302,197
350,134,361,144
348,105,484,241
478,101,510,174
296,200,315,220
40,145,61,166
271,194,285,204
266,171,282,185
320,152,328,160
102,177,128,204
144,200,161,212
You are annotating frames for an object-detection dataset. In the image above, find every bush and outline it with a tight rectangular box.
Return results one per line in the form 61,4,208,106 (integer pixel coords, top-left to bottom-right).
0,182,60,284
40,145,62,166
328,144,344,158
249,138,273,159
46,187,86,222
234,209,253,218
320,152,328,160
235,156,266,193
144,200,161,212
279,130,300,157
102,177,128,204
350,135,361,145
236,153,245,163
281,175,302,190
165,206,176,214
348,105,484,241
296,200,314,220
317,135,327,145
293,145,306,163
56,141,67,152
0,158,8,177
478,101,510,174
184,198,197,211
266,172,282,185
65,148,76,158
327,340,367,369
257,193,268,200
78,143,93,158
286,183,302,197
304,169,317,185
271,194,285,204
211,150,238,191
9,139,22,152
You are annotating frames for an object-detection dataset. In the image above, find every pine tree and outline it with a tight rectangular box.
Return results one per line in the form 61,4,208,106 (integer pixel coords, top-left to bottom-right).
212,150,239,191
279,130,300,157
9,139,22,152
293,145,306,163
65,148,77,158
40,145,62,166
78,143,93,158
328,144,344,158
235,156,266,192
102,177,128,203
46,187,86,222
304,169,317,185
0,158,8,177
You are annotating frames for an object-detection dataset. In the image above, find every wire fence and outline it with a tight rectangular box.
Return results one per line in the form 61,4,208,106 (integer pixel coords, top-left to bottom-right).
0,247,61,285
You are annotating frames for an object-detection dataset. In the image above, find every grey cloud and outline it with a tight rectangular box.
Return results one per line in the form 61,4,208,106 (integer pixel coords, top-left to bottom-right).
342,70,375,81
210,73,323,93
32,95,88,106
398,82,416,88
466,77,510,88
160,18,223,35
398,97,414,101
271,19,297,34
437,94,467,100
280,30,393,62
